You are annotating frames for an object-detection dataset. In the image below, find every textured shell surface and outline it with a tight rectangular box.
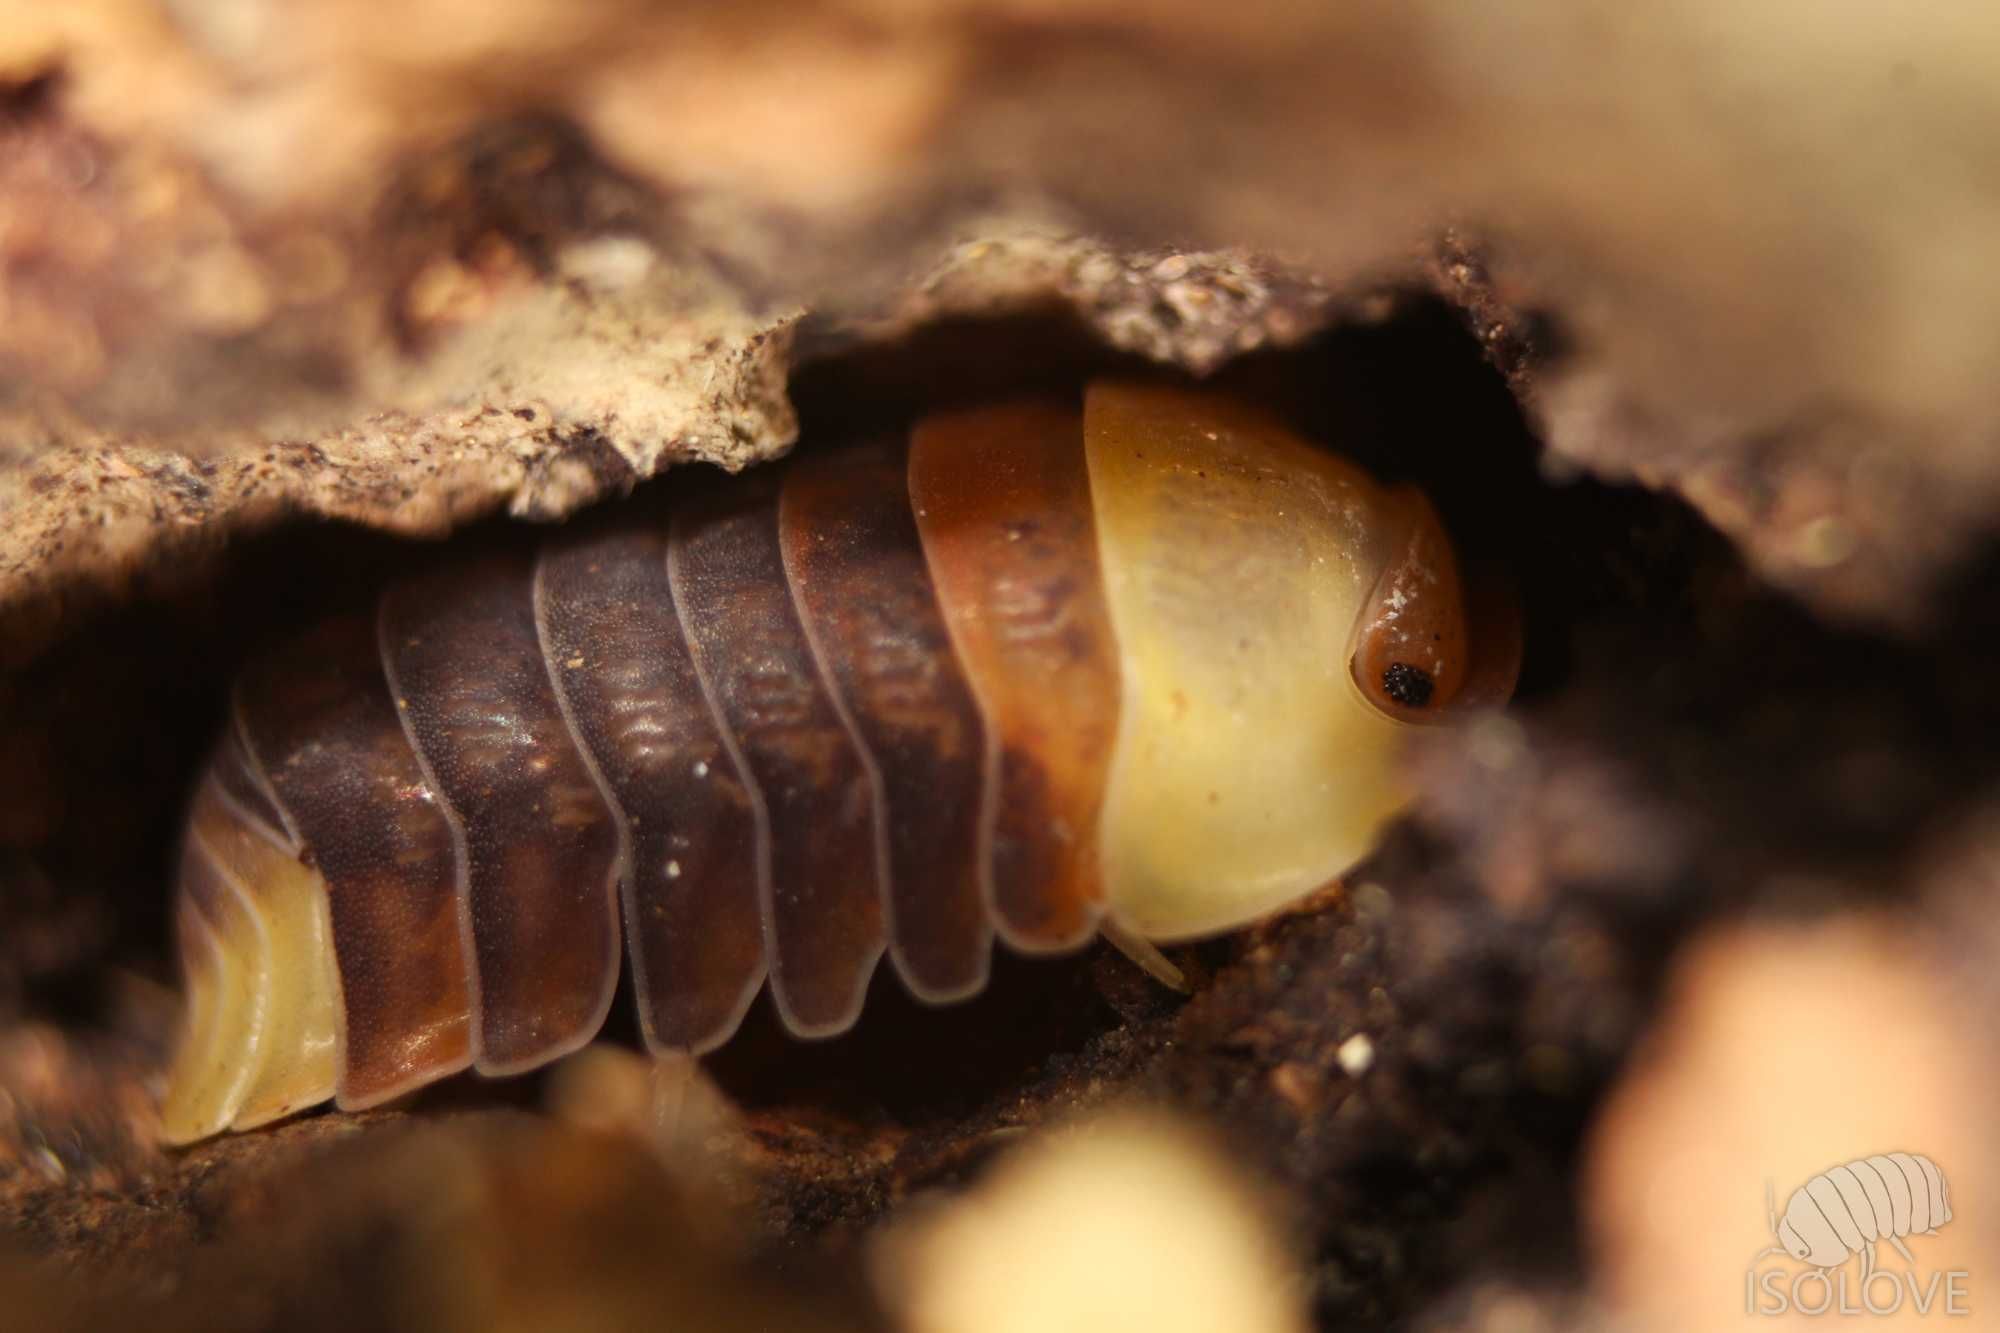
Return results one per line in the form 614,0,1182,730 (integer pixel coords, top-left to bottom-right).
158,380,1519,1144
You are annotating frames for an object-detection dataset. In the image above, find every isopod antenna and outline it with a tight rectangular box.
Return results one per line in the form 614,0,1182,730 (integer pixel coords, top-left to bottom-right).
1750,1180,1785,1264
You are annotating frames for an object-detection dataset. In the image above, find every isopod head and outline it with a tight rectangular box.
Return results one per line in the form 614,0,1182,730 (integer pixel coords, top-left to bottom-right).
1080,384,1512,940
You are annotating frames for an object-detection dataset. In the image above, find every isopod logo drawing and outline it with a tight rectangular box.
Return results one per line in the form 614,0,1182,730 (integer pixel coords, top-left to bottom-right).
1745,1152,1971,1318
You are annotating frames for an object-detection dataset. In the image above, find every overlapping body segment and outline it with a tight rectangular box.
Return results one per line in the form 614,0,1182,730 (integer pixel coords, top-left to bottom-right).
161,382,1518,1143
236,614,475,1110
535,516,766,1056
780,436,997,1003
380,551,625,1075
908,402,1120,952
668,469,891,1037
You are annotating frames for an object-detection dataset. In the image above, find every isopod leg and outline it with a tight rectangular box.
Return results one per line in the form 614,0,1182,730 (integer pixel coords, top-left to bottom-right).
1097,915,1188,992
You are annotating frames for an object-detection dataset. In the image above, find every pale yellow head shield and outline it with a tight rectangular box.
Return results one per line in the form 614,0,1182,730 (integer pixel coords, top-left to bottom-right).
1083,382,1504,941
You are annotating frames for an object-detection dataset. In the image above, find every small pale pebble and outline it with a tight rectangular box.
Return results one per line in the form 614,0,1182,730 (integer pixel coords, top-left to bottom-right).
1336,1033,1375,1077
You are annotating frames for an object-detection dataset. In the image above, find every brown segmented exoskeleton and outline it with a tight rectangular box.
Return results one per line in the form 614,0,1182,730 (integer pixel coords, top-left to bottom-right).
161,380,1522,1143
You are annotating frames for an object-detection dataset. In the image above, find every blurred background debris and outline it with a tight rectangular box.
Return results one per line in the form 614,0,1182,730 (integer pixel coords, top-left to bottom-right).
875,1111,1310,1333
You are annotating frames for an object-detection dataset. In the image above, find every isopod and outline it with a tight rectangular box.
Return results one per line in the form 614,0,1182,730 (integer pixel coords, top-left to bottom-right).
1757,1154,1954,1278
159,380,1521,1143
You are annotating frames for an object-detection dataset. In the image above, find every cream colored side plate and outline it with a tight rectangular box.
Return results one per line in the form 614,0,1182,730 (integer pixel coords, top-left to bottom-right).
159,782,340,1144
158,838,269,1144
192,784,341,1130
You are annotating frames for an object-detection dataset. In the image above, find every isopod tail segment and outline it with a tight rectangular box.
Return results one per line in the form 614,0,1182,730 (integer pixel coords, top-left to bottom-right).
158,381,1524,1144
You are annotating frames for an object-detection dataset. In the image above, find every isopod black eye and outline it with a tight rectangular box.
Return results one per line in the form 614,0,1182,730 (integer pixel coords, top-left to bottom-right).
1349,486,1473,724
1381,662,1435,709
